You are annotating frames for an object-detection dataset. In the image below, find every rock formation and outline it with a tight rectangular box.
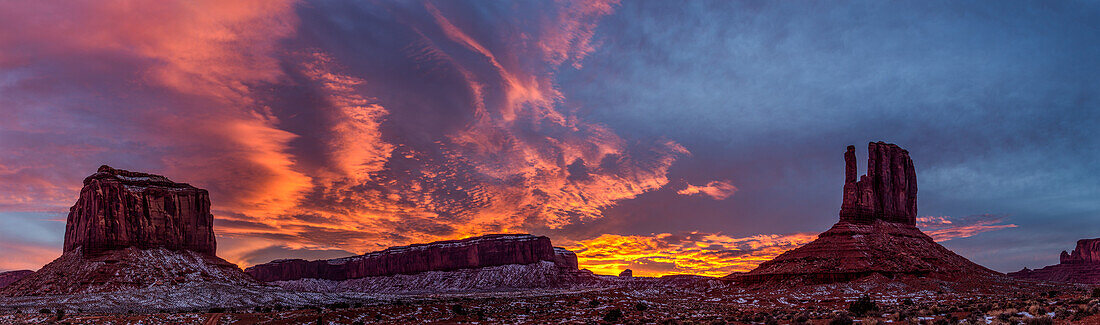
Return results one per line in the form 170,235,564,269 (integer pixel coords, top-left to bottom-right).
246,234,582,282
64,165,216,256
839,142,917,225
1,166,252,296
1060,238,1100,264
0,270,32,289
619,269,633,277
730,142,999,285
1008,238,1100,284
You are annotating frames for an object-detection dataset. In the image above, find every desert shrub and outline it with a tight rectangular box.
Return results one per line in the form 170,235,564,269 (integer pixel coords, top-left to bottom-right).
55,309,64,321
1023,316,1054,325
793,313,810,324
893,309,912,322
38,308,51,314
209,307,226,313
327,302,350,309
634,302,648,311
451,304,467,316
588,299,601,307
603,308,623,322
828,313,853,325
848,295,878,317
1092,288,1100,298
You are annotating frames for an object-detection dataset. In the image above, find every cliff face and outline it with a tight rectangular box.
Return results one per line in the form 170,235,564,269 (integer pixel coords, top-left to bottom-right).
245,234,581,282
1009,238,1100,284
63,165,216,256
839,142,917,225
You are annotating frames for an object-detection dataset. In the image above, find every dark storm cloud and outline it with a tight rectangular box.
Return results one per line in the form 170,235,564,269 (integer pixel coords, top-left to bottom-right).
555,0,1100,272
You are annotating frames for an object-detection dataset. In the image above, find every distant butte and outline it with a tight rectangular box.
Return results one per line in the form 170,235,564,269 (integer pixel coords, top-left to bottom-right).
729,142,1001,285
0,270,32,289
1009,238,1100,284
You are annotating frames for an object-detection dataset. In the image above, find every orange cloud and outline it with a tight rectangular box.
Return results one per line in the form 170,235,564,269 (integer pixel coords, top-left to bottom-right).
567,232,817,277
233,1,688,253
0,0,691,266
0,0,312,218
0,242,59,271
677,180,739,200
917,215,1017,242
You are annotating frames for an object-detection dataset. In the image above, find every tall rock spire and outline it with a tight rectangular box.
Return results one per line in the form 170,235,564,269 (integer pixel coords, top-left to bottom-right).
839,142,917,225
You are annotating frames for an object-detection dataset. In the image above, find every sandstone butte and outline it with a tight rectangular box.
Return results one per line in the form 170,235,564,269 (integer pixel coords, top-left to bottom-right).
1,166,252,296
64,165,216,256
729,142,1000,284
1009,238,1100,284
245,234,583,282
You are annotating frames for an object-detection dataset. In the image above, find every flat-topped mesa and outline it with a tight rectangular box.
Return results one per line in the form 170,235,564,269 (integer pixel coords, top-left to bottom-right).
63,165,216,256
1060,238,1100,264
839,142,918,225
245,234,581,282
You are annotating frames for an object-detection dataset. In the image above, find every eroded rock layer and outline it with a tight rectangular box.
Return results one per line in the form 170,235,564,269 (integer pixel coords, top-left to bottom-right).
1008,238,1100,284
245,234,580,282
732,142,998,285
64,165,215,256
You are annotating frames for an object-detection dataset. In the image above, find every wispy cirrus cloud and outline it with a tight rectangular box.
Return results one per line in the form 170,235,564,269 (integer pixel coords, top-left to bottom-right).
677,180,738,200
917,214,1017,242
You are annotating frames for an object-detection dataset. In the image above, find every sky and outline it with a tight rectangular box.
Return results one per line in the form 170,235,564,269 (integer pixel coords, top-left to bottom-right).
0,0,1097,277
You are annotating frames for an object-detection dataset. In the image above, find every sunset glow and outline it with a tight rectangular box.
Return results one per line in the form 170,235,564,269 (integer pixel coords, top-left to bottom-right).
2,0,1094,278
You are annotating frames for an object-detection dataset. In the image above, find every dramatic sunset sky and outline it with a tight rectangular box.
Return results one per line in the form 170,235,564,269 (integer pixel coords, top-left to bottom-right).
1,0,1097,277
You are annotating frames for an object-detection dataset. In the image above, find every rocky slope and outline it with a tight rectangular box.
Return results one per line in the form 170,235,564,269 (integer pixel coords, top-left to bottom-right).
0,271,31,289
245,234,582,282
64,165,215,256
1,166,253,297
1,247,254,296
272,261,596,294
1009,238,1100,284
730,142,1000,285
